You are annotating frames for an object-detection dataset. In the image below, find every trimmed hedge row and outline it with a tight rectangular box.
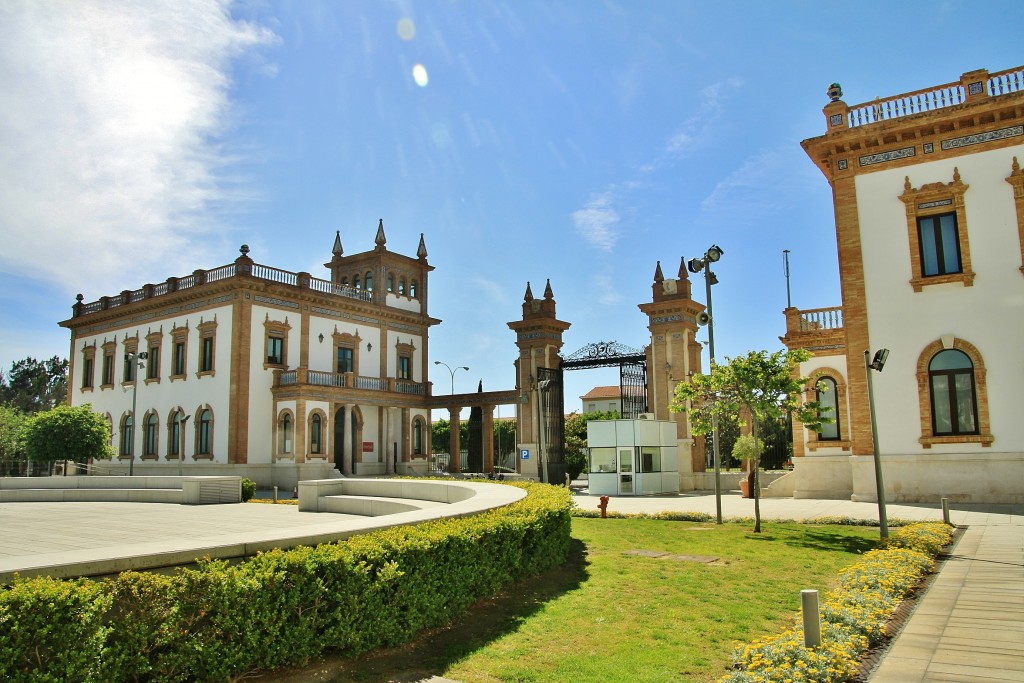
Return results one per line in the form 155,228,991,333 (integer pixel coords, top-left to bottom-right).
0,482,572,682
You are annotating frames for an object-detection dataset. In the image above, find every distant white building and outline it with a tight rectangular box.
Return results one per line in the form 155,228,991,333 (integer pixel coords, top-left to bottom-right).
579,385,622,414
781,66,1024,504
61,221,437,487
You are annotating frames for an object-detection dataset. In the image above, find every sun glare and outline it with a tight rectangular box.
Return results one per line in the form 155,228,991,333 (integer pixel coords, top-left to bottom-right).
412,63,429,87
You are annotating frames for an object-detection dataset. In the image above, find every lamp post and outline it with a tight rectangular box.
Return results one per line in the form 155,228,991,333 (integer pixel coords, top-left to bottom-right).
688,244,725,525
433,361,469,395
178,414,191,477
865,348,890,539
125,351,148,476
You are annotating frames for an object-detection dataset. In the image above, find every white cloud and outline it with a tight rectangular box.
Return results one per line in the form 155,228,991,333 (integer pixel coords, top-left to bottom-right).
593,273,624,306
659,77,743,160
571,192,620,252
0,0,275,295
699,145,817,220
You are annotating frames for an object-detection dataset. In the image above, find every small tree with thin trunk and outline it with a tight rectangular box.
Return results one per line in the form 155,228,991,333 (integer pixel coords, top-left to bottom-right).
671,349,826,532
23,404,113,471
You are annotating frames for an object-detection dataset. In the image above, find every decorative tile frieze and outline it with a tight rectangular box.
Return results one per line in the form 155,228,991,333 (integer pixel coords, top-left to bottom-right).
837,159,848,170
389,322,421,333
968,81,984,96
350,314,378,324
941,125,1023,151
254,295,299,309
310,306,340,317
859,146,916,167
651,315,682,324
830,113,844,127
918,199,953,210
923,143,934,154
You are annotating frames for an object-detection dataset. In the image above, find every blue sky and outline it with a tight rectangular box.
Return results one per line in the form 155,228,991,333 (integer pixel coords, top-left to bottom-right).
1,0,1021,413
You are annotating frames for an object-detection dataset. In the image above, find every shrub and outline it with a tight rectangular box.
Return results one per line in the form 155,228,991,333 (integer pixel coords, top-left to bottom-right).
240,477,256,502
0,481,571,682
721,522,949,683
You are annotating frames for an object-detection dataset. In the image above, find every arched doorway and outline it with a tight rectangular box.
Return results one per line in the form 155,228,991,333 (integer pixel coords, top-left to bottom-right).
332,406,362,474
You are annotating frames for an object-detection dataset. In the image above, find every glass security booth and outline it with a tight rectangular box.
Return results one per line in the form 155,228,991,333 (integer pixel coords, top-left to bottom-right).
586,418,679,496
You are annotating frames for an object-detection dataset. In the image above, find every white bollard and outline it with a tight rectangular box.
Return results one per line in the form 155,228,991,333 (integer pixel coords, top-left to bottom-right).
801,589,821,648
273,485,278,503
941,497,950,525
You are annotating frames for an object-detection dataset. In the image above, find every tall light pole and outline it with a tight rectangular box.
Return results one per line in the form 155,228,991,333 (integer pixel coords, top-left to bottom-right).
688,245,725,525
124,351,148,476
178,413,191,477
865,348,890,539
433,361,469,395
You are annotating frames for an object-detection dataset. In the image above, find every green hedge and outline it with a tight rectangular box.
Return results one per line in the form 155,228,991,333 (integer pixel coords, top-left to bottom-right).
0,482,571,682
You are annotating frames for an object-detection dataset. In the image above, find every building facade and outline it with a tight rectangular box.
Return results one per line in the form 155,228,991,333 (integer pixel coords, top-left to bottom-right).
61,221,438,487
781,66,1024,504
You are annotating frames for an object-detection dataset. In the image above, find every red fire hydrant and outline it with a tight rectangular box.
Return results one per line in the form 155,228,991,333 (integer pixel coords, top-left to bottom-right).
598,495,609,518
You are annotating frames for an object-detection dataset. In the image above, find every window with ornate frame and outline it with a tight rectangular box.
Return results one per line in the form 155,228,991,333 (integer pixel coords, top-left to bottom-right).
412,416,425,455
278,410,293,456
80,343,96,391
309,412,324,456
334,330,361,374
387,273,395,292
101,341,116,388
410,279,418,298
122,337,139,383
264,316,291,369
395,340,415,380
900,168,975,292
145,331,162,382
916,338,993,448
1006,156,1024,276
364,271,374,292
142,411,159,459
195,406,214,458
170,325,188,380
804,368,851,451
167,408,186,461
119,413,134,457
197,320,217,377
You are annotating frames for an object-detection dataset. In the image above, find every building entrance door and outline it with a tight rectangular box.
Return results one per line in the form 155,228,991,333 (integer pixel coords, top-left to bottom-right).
617,447,635,495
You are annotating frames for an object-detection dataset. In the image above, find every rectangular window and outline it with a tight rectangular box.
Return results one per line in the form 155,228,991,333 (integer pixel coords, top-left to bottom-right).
337,347,354,373
147,346,160,380
918,213,962,276
267,336,284,365
200,337,214,373
81,357,94,389
102,353,114,386
589,447,615,473
398,356,411,380
123,354,136,382
173,342,186,376
640,447,662,473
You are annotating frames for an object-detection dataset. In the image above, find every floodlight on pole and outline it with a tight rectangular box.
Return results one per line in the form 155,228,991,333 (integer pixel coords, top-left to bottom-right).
688,245,726,525
433,360,469,395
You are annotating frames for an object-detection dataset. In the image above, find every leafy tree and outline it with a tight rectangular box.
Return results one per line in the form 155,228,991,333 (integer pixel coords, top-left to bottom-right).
23,404,113,467
493,418,516,466
0,356,68,413
564,410,620,481
671,349,825,532
431,418,469,454
0,405,29,471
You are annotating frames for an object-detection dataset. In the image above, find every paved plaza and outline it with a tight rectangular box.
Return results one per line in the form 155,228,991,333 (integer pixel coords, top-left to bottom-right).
1,489,1020,682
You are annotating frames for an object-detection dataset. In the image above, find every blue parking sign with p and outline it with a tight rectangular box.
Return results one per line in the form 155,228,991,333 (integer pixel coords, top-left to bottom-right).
520,449,530,460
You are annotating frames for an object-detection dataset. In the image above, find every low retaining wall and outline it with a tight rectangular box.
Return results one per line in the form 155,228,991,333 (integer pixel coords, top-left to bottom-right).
299,478,525,520
0,476,241,504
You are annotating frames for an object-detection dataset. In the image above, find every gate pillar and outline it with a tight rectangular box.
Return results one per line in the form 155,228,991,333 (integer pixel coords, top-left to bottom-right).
508,280,570,481
638,259,707,486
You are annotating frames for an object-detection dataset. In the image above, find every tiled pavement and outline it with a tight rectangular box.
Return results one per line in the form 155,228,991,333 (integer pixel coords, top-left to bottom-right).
1,489,1020,682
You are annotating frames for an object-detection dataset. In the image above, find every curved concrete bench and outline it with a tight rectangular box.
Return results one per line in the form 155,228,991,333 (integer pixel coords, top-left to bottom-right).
320,494,446,516
0,476,241,505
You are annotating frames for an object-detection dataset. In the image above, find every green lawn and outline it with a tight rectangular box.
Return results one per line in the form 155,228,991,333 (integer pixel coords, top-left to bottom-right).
269,518,880,683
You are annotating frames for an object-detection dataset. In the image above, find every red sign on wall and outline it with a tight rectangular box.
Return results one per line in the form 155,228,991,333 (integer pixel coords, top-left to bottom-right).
362,441,374,453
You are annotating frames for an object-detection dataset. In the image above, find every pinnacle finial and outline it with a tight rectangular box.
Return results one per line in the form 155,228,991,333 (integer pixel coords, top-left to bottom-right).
524,282,534,302
375,219,387,247
678,256,689,279
543,279,554,300
653,261,664,283
332,230,343,256
240,244,250,256
417,232,428,259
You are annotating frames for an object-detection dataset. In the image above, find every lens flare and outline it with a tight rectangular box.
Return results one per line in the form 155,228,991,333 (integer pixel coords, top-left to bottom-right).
412,63,429,87
396,18,415,41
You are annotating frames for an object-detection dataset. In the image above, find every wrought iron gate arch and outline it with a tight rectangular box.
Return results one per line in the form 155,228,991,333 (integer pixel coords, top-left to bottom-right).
561,341,649,419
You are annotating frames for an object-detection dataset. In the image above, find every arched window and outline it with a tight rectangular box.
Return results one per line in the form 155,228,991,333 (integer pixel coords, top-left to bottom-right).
340,276,348,286
120,414,134,456
398,278,406,295
413,418,423,455
365,271,374,292
387,273,395,292
353,274,361,289
929,350,978,435
197,408,213,455
144,412,159,456
410,279,418,298
281,413,292,454
168,409,182,459
816,377,840,440
310,414,322,455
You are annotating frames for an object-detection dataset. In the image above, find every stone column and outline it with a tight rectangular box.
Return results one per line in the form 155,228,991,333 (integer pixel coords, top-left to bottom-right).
342,404,353,476
482,404,495,473
448,406,461,473
385,407,395,475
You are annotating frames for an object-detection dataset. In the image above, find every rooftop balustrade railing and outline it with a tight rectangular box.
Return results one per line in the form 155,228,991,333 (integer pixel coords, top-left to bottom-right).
73,260,375,316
